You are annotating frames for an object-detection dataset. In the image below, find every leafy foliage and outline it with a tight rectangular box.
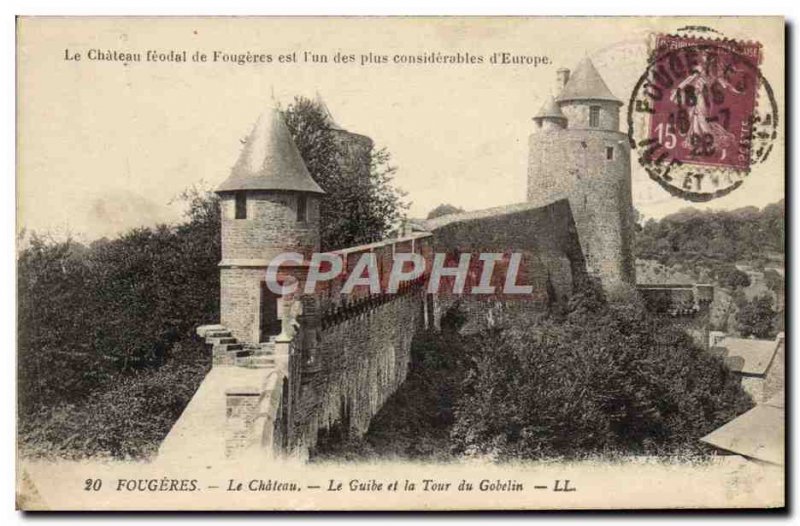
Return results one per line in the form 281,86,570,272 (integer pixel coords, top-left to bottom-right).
635,200,784,269
764,269,784,294
313,282,752,462
736,294,777,339
427,203,465,220
711,263,751,289
17,188,219,456
19,340,209,460
450,284,753,460
283,96,407,250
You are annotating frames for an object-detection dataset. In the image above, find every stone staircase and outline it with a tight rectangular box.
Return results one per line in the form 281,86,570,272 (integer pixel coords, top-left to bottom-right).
197,325,278,368
158,324,290,463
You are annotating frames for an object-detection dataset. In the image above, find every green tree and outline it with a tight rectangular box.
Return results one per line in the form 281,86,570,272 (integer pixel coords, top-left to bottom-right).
427,203,464,220
450,283,752,460
634,200,784,266
764,269,784,294
17,235,96,413
713,264,751,290
17,187,219,420
736,294,776,339
283,96,407,250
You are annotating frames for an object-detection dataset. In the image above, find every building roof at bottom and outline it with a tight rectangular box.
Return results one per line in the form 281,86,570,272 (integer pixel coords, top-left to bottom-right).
700,392,785,465
714,337,781,375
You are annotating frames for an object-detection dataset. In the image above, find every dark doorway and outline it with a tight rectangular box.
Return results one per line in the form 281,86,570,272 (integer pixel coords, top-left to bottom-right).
259,282,282,342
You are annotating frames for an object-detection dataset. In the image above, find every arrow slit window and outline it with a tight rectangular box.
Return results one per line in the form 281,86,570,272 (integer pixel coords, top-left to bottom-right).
235,192,247,220
589,106,601,128
297,195,308,222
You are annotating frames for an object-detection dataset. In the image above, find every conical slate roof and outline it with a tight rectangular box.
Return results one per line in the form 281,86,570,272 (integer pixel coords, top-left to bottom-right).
533,97,567,121
217,106,325,194
556,57,622,105
315,92,345,131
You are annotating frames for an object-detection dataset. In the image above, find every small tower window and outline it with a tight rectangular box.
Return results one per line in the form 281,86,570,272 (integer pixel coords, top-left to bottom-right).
606,146,614,160
234,192,247,219
296,194,308,222
589,106,601,128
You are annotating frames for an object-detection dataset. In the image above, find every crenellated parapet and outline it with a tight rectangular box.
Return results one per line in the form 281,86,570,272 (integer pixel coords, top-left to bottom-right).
161,83,608,464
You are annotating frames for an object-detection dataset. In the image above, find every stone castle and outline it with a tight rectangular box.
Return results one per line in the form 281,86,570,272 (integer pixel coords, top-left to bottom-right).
159,59,709,462
528,59,635,286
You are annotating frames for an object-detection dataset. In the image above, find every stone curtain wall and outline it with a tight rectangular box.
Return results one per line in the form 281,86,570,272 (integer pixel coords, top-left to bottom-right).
428,199,587,329
281,234,432,455
283,200,590,454
290,290,424,452
225,392,261,457
180,203,590,460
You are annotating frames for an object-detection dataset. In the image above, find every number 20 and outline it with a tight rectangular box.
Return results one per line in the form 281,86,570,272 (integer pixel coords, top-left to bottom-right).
84,479,102,491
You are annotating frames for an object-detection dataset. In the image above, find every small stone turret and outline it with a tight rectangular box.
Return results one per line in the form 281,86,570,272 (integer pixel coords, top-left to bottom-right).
533,97,567,132
527,58,635,288
217,103,324,344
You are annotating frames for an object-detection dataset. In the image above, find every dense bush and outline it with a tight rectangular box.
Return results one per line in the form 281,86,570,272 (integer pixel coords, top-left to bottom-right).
712,263,751,289
450,284,753,460
635,200,784,268
19,340,209,460
427,203,465,220
736,294,777,339
18,188,220,420
313,286,752,463
764,269,785,294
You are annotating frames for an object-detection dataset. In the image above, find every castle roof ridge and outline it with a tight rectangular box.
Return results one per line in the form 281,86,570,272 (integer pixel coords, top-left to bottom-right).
315,92,346,132
533,97,567,121
217,105,325,194
423,198,570,231
556,57,622,105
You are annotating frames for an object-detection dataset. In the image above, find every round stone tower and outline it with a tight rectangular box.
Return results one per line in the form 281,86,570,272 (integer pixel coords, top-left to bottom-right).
527,58,635,287
216,105,325,344
316,93,374,181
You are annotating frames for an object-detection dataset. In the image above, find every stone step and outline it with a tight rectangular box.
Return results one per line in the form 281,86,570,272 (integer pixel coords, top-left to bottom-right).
234,356,276,369
253,346,275,356
247,356,276,367
207,336,237,345
205,330,232,339
213,343,244,354
196,324,226,338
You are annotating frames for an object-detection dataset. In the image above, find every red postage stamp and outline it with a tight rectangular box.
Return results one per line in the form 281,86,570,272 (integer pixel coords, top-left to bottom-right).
649,34,761,171
628,30,778,201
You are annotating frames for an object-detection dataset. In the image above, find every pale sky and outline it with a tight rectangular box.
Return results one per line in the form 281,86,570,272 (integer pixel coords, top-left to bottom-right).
18,17,784,241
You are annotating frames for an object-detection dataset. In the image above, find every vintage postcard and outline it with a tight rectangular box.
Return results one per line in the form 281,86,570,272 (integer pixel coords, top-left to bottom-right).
16,16,785,510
